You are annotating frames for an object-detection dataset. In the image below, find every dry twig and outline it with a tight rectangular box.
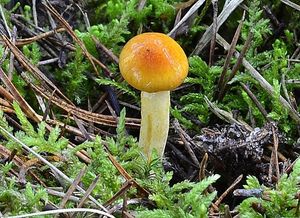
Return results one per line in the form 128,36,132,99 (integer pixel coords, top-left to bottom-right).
192,0,244,55
213,174,243,211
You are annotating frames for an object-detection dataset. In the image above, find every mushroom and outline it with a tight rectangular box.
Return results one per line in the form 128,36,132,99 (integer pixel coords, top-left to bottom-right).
119,32,188,160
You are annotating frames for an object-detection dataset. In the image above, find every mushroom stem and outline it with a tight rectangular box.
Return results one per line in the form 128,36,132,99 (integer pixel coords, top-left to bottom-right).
139,91,170,160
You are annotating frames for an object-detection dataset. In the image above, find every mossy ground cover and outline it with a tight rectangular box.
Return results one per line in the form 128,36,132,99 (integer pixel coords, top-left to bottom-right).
0,0,300,217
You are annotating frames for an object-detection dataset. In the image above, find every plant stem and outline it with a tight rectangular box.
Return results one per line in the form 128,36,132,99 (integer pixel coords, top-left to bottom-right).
139,91,170,160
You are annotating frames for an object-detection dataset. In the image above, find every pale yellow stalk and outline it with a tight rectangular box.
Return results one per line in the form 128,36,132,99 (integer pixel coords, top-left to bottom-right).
139,91,170,160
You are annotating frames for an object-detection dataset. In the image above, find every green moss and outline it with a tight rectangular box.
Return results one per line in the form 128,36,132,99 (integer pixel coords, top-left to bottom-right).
239,159,300,217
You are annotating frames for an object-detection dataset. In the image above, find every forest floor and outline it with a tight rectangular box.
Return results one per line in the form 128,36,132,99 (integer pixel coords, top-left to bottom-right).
0,0,300,217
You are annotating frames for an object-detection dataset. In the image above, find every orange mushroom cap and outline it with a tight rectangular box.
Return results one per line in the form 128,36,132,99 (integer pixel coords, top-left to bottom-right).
119,32,189,93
